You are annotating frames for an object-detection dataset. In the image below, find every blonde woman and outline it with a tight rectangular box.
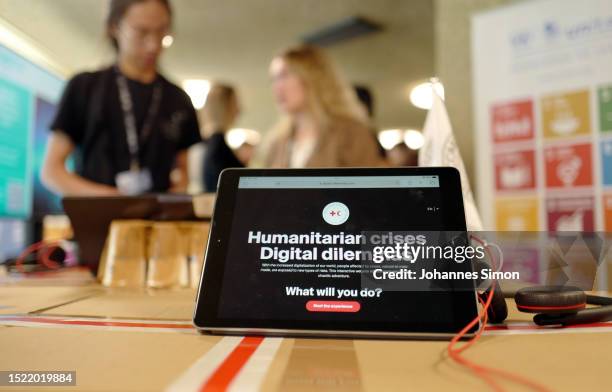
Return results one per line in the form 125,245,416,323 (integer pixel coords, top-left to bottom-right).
262,45,385,168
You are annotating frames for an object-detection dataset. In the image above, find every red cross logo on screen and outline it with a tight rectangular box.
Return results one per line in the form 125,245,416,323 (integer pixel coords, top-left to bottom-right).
323,202,349,225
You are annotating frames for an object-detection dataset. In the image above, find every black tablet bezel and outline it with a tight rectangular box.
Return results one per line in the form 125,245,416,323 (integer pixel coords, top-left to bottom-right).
193,167,479,337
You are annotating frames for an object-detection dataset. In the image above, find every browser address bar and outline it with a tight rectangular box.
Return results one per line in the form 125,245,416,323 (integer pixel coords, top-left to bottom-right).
238,176,440,189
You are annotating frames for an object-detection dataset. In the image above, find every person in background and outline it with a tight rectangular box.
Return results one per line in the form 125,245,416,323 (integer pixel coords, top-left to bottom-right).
354,84,386,159
201,83,244,192
260,45,385,168
42,0,200,196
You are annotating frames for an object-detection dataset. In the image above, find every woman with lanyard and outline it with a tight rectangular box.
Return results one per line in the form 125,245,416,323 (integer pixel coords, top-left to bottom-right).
42,0,200,196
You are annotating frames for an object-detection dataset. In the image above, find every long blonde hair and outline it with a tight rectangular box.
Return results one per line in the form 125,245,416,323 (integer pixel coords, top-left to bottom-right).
271,45,368,136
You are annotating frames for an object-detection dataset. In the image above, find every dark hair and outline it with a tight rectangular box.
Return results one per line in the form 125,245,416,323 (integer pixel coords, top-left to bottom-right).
354,85,374,118
106,0,172,50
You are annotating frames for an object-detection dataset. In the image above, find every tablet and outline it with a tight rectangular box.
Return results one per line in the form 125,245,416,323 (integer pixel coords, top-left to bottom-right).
194,167,480,339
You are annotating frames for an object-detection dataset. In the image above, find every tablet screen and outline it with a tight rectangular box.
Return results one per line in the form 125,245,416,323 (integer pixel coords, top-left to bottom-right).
195,168,480,337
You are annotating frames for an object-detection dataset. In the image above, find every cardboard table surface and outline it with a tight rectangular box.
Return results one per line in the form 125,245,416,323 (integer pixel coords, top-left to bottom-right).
0,285,102,315
0,284,611,391
40,288,196,320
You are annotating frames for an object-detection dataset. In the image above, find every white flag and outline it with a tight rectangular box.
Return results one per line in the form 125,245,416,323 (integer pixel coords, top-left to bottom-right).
418,92,483,231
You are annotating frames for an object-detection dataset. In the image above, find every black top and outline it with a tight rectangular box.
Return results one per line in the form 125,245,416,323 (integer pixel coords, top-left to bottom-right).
51,66,201,191
202,132,244,192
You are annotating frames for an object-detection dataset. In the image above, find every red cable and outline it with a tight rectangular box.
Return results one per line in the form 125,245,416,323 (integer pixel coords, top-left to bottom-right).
38,244,61,269
446,236,552,392
15,241,61,273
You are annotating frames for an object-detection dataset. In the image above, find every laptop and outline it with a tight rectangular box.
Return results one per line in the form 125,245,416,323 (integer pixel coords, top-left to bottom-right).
193,167,480,339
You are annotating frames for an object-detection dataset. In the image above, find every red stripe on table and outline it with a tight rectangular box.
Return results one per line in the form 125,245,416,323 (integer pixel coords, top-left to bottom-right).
486,322,612,331
3,316,609,333
0,316,194,329
199,336,264,392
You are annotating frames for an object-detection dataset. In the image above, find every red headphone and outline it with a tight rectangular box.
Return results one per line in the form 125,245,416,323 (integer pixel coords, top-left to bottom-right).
469,239,612,326
482,283,612,326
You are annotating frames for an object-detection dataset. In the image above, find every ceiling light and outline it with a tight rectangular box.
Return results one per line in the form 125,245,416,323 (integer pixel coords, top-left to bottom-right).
409,80,444,110
226,128,261,149
378,129,403,150
244,129,262,146
162,35,174,48
403,129,425,150
182,79,210,109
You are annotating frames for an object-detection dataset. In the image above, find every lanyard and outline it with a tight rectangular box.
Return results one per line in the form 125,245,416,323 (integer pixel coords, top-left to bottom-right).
115,67,163,170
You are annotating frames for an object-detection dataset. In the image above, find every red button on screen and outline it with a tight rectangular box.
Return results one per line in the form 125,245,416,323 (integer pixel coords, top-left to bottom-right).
306,300,361,313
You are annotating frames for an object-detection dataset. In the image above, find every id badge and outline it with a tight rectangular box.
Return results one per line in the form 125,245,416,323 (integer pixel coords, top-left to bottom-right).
115,168,153,195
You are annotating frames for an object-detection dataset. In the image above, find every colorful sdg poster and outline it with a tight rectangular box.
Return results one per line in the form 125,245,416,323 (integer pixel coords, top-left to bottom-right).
542,89,591,139
598,84,612,133
544,143,593,189
495,197,539,231
546,196,594,232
